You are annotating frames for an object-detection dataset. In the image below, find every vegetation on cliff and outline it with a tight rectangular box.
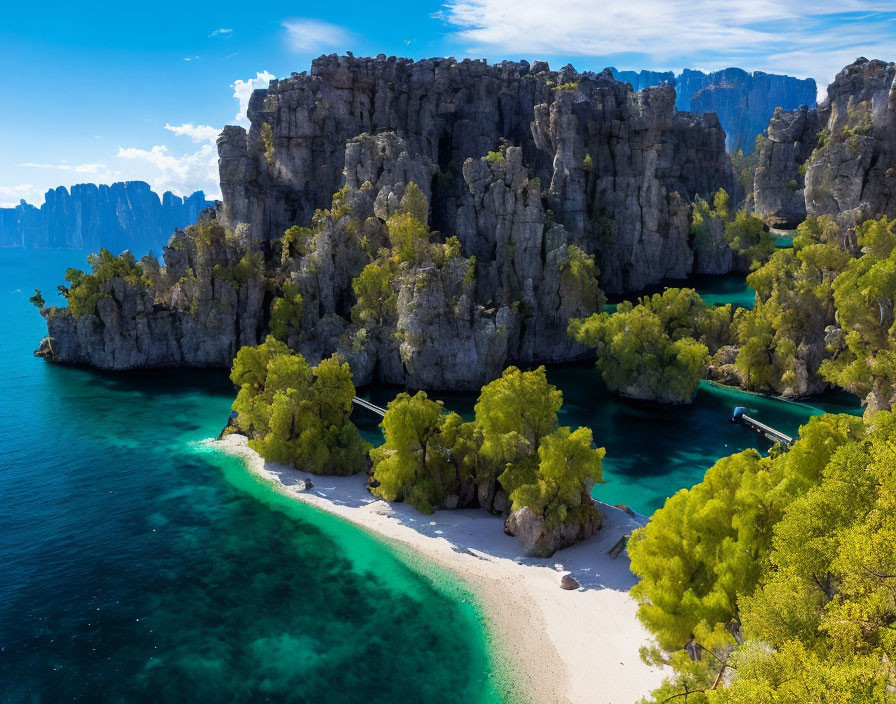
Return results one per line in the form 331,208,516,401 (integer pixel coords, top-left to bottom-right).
629,410,896,702
820,216,896,412
230,337,368,476
569,289,732,404
731,217,851,396
690,189,775,267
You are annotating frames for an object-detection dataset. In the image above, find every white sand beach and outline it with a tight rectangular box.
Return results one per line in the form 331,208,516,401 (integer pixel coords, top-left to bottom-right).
214,433,668,704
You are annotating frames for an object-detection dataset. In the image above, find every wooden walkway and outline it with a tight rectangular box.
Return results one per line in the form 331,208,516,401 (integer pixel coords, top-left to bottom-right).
352,396,386,417
739,413,793,448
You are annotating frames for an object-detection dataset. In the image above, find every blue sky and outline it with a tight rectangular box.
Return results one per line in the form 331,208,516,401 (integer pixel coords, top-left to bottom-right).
2,1,894,207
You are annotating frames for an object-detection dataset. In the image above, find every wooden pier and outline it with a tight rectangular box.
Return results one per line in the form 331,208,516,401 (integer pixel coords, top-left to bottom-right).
732,407,793,448
352,396,386,417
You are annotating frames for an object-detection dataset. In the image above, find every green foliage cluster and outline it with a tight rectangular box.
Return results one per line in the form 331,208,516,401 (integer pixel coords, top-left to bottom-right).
559,245,606,313
213,252,264,291
582,153,593,171
690,189,774,266
349,182,472,327
29,289,45,309
371,367,604,527
261,122,274,164
484,150,505,163
269,280,304,341
61,248,151,318
819,216,896,405
569,289,730,404
351,262,397,327
629,410,896,702
734,221,852,394
551,81,580,92
230,337,368,475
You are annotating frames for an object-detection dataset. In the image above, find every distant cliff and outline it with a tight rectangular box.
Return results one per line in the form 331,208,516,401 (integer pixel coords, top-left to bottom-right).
611,67,817,154
0,182,212,254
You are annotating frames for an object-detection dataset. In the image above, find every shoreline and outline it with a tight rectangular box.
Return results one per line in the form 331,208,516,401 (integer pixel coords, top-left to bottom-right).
213,433,668,704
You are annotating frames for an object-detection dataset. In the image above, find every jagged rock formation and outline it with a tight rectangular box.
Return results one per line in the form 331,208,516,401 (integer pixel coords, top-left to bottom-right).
0,182,211,253
754,58,896,234
753,106,821,228
611,67,817,154
38,214,266,370
219,55,733,293
38,55,741,388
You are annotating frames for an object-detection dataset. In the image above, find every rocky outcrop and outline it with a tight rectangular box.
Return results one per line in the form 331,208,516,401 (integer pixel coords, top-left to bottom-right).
530,72,732,291
0,182,211,253
219,55,733,294
37,215,265,370
755,58,896,233
804,59,896,231
38,55,740,386
505,503,603,558
753,106,821,228
611,67,817,154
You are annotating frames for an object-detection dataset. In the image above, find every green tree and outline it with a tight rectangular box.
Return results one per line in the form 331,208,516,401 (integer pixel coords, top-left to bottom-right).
819,216,896,410
510,426,604,530
29,289,45,309
269,280,304,341
351,262,397,327
734,236,851,395
230,337,368,475
370,392,456,513
569,293,711,404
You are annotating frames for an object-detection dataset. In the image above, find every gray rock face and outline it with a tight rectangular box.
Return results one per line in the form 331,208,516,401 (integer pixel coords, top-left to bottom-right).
754,106,821,228
530,72,732,292
0,182,211,253
804,59,896,231
504,504,603,558
611,67,817,154
754,58,896,233
219,55,733,294
38,218,265,370
38,55,740,387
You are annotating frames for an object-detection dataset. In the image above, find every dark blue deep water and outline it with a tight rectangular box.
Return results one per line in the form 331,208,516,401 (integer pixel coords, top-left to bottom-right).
0,250,500,703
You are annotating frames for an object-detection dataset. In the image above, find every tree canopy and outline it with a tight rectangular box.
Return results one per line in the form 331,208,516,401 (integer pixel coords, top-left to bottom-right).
569,289,721,404
230,336,368,475
628,411,895,703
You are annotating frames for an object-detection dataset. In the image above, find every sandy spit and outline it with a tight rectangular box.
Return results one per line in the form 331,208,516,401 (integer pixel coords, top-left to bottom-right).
213,433,668,704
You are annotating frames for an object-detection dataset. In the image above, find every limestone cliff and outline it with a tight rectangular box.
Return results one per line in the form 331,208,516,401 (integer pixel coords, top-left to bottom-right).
754,58,896,234
38,55,741,388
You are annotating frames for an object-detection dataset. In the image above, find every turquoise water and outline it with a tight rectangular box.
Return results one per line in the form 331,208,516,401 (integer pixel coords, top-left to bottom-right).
354,366,861,516
0,250,500,703
605,271,756,311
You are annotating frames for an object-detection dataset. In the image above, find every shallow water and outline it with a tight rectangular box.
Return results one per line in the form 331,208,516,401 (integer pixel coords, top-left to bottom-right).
604,271,756,311
0,250,499,703
354,369,861,516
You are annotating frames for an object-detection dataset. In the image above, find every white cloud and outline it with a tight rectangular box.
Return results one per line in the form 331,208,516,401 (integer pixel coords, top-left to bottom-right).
281,18,352,53
210,28,233,37
230,70,276,124
116,143,220,200
164,122,221,143
439,0,896,89
0,184,40,208
18,162,109,174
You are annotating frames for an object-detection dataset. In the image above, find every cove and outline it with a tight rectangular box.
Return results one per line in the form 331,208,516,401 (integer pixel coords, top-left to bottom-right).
0,250,500,704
